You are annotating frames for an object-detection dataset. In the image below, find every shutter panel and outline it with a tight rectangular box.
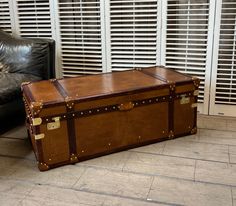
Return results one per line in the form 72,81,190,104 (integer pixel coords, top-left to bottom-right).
210,0,236,116
164,0,214,114
109,0,161,71
57,0,104,77
0,1,12,33
15,0,52,38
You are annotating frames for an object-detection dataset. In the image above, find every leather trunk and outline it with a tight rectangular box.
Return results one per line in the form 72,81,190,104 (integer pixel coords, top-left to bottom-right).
22,66,200,171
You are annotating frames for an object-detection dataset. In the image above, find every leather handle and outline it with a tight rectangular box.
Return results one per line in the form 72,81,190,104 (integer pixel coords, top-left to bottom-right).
118,102,134,111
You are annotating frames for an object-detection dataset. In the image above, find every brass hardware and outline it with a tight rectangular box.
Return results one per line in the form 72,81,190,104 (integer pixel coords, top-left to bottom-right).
191,127,197,134
169,83,175,91
65,96,74,109
47,117,61,130
193,90,199,96
70,154,78,163
192,77,200,88
30,101,43,115
191,103,198,108
35,133,45,140
32,117,42,126
180,95,190,104
168,130,174,139
119,102,134,111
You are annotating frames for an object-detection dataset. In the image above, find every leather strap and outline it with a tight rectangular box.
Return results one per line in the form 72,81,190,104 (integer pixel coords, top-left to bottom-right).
51,79,77,156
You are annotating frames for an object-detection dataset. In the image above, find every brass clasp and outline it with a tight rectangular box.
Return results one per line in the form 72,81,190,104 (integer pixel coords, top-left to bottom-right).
118,102,134,111
47,117,61,130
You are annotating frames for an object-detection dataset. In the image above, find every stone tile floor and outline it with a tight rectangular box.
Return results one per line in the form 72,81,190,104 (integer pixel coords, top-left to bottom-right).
0,115,236,206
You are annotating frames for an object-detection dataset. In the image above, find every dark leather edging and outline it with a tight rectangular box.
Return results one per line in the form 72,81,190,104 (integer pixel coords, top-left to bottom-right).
51,79,77,158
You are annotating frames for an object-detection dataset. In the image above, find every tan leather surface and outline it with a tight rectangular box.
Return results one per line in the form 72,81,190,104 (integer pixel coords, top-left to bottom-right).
27,80,64,103
75,88,169,111
174,97,195,135
58,70,165,100
40,122,70,165
143,67,191,82
75,102,168,158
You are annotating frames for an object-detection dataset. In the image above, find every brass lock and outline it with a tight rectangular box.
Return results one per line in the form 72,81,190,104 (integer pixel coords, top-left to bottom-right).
47,117,61,130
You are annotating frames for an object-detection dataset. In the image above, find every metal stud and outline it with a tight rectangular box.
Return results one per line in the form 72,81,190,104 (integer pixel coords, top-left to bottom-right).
149,100,152,103
46,119,49,122
142,101,145,104
113,106,116,109
72,114,75,117
64,115,66,118
89,110,92,113
81,112,83,115
82,150,84,153
97,109,100,112
108,143,111,146
105,108,108,111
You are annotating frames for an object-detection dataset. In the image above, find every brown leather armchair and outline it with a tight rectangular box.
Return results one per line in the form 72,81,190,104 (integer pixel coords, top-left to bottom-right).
0,30,55,132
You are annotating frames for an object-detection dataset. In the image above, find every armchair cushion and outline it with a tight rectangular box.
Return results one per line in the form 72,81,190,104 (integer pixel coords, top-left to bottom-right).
0,72,41,104
0,30,50,78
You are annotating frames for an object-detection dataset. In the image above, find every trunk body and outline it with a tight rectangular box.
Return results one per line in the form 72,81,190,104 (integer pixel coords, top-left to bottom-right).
22,66,200,171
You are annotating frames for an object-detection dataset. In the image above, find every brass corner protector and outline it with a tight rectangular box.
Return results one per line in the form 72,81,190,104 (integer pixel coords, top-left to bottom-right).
31,101,43,116
50,78,57,82
38,162,49,171
65,96,75,109
169,83,176,91
191,127,197,134
70,154,78,164
192,78,200,88
168,130,174,139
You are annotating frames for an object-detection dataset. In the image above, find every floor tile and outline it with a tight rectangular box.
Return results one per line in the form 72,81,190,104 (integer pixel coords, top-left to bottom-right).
9,159,86,187
232,187,236,206
163,140,229,162
201,117,227,130
2,125,27,139
79,151,130,170
229,146,236,164
227,119,236,132
148,176,232,206
0,138,34,160
195,160,236,186
0,193,23,206
124,152,195,180
0,156,19,177
28,184,106,206
73,167,153,199
103,197,166,206
198,129,236,145
0,179,35,196
19,197,89,206
129,141,166,154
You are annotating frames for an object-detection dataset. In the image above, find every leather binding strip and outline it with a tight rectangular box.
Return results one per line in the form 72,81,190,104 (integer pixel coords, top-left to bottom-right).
138,69,175,139
137,69,168,83
51,79,77,158
23,89,45,166
39,92,194,124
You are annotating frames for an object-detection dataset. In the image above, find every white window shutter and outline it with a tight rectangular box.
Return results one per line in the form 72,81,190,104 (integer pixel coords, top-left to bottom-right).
13,0,52,38
163,0,215,114
210,0,236,116
108,0,161,71
0,1,12,33
57,0,104,77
